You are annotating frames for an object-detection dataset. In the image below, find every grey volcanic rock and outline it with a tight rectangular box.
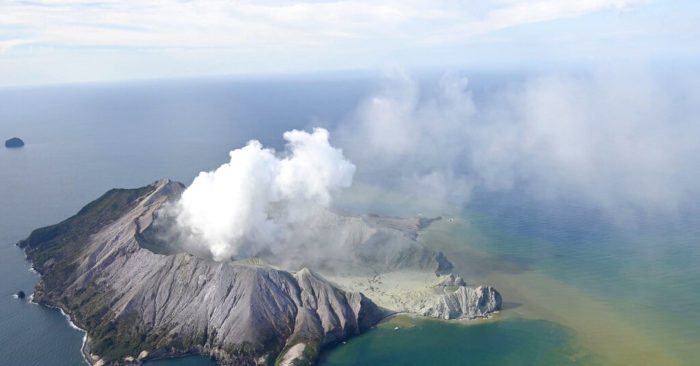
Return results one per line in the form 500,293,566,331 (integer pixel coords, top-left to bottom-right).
16,290,26,299
327,271,502,321
19,180,383,365
18,178,503,364
419,285,502,320
5,137,24,148
438,274,466,287
434,252,454,276
272,212,446,274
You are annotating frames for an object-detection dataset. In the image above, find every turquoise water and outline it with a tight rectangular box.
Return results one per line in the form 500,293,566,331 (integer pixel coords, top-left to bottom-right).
319,317,601,366
457,198,700,363
322,190,700,365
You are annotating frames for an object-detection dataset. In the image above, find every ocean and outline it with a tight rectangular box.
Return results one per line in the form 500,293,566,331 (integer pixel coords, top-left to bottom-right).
1,74,698,365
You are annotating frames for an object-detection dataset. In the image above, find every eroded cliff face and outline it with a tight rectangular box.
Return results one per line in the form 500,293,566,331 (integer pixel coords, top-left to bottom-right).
19,180,383,365
419,285,502,320
18,179,501,365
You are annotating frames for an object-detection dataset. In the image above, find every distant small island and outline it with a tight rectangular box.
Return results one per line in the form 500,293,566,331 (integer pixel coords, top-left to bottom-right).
5,137,24,148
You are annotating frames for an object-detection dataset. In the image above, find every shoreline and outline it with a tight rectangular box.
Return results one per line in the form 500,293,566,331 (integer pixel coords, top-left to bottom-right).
378,310,498,325
25,259,94,366
34,296,92,366
22,253,497,365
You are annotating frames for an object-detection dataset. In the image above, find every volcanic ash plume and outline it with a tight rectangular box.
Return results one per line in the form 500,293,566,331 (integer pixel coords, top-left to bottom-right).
169,128,355,261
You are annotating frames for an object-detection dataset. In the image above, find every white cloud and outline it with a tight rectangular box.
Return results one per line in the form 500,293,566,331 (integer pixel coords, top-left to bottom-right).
0,0,650,49
0,0,673,85
420,0,650,44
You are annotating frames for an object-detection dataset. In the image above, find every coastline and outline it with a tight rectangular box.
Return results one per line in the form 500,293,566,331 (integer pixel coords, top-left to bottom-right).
19,221,497,365
27,264,209,365
34,292,92,366
378,310,499,326
25,260,93,366
324,270,500,321
27,267,497,366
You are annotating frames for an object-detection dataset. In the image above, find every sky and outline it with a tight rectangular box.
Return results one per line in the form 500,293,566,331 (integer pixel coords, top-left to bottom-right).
1,0,699,86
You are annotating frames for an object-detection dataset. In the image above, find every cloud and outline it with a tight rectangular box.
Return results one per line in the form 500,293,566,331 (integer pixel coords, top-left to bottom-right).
421,0,651,45
166,127,355,261
0,0,650,50
337,67,700,220
1,0,674,86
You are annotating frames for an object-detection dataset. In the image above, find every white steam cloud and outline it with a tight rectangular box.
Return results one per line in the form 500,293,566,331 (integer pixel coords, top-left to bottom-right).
337,67,700,220
170,128,355,261
161,66,700,263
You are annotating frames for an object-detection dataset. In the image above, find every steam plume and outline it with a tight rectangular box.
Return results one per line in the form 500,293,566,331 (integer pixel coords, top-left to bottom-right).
170,128,355,261
337,67,700,221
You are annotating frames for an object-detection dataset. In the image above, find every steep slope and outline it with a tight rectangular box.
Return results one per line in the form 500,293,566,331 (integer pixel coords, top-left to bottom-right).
19,180,383,365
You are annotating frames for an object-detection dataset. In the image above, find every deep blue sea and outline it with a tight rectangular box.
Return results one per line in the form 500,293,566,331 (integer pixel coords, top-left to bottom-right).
1,74,698,365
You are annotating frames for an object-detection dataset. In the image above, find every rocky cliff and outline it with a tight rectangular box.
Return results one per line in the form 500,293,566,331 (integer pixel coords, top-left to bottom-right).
418,285,502,320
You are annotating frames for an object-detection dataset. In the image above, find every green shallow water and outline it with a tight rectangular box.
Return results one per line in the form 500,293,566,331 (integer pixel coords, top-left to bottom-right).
329,186,700,365
319,317,602,366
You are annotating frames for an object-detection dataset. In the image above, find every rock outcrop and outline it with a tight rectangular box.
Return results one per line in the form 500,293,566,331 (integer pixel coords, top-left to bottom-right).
18,180,383,365
325,271,501,321
5,137,24,148
419,285,502,320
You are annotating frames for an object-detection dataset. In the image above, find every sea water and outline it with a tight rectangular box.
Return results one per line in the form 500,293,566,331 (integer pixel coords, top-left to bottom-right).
1,75,698,365
324,187,700,365
319,316,602,366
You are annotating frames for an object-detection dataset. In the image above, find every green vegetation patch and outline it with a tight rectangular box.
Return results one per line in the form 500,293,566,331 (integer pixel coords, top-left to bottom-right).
18,185,155,296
